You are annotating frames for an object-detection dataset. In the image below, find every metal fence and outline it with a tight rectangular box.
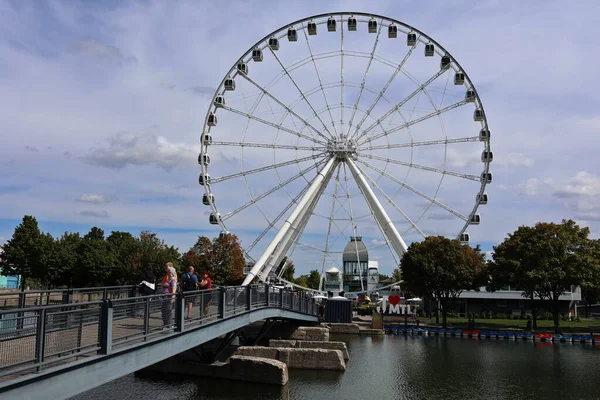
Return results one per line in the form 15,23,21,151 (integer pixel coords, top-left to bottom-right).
0,285,138,311
0,284,317,381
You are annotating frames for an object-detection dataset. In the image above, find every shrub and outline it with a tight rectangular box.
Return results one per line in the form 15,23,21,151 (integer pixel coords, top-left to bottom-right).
496,313,507,319
542,312,553,321
485,311,492,319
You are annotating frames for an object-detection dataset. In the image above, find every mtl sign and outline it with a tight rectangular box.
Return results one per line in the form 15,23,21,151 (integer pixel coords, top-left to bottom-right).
376,295,412,314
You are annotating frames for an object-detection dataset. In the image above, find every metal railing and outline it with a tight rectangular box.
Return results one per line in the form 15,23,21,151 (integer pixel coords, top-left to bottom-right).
0,285,138,310
0,284,317,381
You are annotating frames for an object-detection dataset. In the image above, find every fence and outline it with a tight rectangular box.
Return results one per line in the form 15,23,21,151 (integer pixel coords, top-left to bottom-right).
0,284,317,380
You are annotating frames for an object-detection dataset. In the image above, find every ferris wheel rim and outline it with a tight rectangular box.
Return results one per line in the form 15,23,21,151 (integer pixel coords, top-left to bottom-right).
199,12,492,279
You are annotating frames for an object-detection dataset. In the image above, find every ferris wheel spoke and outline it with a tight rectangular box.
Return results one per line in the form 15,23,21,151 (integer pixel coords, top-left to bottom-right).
341,163,366,291
354,68,448,142
345,18,384,138
350,35,421,139
212,140,322,151
222,159,326,221
267,45,335,139
360,166,426,238
320,163,342,283
220,104,327,146
357,159,468,221
359,136,479,151
239,73,330,144
358,153,480,182
357,99,468,146
300,25,338,137
212,153,325,184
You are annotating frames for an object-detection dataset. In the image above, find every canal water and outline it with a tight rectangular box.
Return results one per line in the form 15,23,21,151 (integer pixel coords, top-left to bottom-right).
73,335,600,400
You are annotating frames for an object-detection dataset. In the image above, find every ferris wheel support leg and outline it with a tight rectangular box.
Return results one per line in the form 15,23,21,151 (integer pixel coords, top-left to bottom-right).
242,156,338,286
345,157,408,258
263,162,335,282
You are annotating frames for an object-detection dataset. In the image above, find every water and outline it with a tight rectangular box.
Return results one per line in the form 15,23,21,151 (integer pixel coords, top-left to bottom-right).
73,335,600,400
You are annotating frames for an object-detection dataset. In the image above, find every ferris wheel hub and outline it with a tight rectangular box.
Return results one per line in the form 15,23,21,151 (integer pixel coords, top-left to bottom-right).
327,135,358,161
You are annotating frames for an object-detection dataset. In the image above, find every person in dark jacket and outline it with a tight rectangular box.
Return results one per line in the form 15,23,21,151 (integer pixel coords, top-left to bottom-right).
139,265,156,296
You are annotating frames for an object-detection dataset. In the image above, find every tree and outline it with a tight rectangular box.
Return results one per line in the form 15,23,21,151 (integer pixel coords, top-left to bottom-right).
184,234,245,285
73,227,115,287
0,216,46,289
489,220,593,332
107,231,139,284
378,273,390,282
581,239,600,317
401,236,486,328
138,231,181,280
306,269,321,290
281,260,295,282
392,268,402,283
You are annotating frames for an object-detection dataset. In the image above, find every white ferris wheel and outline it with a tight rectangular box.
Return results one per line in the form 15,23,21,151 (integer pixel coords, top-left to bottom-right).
199,12,492,289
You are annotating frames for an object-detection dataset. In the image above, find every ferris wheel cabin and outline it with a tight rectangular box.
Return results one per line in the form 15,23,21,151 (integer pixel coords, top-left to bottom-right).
407,32,417,46
268,37,279,50
465,89,476,102
348,16,357,31
219,230,230,239
237,62,248,75
477,192,488,205
388,23,398,38
198,154,211,166
481,172,493,184
209,212,221,225
207,113,217,126
479,128,491,141
368,18,377,33
474,108,484,121
454,72,465,85
224,78,235,91
202,193,214,206
481,150,493,163
202,133,212,145
214,95,225,108
287,27,297,41
252,49,263,62
307,21,317,35
440,55,451,69
470,214,481,225
327,16,336,32
459,233,470,243
424,42,435,56
198,173,211,186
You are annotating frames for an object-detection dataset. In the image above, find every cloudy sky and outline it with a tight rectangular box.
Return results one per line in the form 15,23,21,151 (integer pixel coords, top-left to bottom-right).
1,0,600,276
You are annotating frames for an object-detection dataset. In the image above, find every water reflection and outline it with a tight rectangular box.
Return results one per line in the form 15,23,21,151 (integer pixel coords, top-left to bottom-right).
73,335,600,400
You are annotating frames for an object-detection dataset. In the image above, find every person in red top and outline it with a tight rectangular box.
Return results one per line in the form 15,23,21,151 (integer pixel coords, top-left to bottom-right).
199,272,213,318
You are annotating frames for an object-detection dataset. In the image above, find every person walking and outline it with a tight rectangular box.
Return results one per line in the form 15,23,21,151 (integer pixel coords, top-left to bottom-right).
198,271,213,318
180,266,199,319
160,265,178,328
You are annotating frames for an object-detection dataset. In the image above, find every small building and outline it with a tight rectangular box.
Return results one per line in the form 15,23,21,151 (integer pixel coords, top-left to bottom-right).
322,266,343,294
342,236,369,292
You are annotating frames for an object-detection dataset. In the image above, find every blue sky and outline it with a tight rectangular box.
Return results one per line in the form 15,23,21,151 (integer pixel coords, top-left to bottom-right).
2,0,600,276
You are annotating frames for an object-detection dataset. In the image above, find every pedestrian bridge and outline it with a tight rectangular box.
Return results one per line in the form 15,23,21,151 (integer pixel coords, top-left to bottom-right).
0,284,318,400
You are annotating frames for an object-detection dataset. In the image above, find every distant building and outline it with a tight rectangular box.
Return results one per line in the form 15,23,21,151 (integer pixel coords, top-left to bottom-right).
342,236,369,292
322,266,343,293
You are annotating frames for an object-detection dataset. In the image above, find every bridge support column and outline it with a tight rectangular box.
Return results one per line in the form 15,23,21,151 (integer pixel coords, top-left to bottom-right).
99,300,113,355
175,293,185,333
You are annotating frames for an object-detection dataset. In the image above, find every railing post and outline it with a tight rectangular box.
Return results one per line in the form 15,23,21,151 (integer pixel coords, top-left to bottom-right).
265,284,270,307
62,288,73,305
175,292,184,332
103,288,108,300
129,285,137,299
218,287,226,319
35,308,47,372
17,292,26,330
279,288,283,308
99,299,113,355
246,286,252,311
144,296,150,338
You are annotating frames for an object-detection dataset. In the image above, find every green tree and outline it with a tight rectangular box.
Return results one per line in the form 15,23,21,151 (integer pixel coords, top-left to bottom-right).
281,260,295,282
378,273,390,282
211,234,245,285
306,269,321,290
490,220,594,332
0,215,46,289
294,275,308,288
107,231,139,284
392,268,402,283
581,239,600,317
138,231,181,280
73,227,115,287
401,236,486,328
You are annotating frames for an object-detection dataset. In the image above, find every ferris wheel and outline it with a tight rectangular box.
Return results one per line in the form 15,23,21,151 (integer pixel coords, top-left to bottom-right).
198,12,492,289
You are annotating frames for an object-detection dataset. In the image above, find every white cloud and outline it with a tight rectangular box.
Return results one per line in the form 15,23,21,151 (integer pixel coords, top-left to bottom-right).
496,153,534,167
553,171,600,198
370,238,387,247
76,194,113,204
84,133,199,170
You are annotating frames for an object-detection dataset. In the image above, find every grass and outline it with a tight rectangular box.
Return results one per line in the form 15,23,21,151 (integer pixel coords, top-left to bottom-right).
418,317,600,332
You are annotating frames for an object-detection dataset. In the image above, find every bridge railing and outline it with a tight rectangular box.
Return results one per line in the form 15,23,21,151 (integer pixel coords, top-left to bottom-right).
0,284,317,380
0,285,138,311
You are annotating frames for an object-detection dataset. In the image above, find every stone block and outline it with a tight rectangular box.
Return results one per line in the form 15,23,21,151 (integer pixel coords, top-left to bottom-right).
322,323,360,334
269,339,297,348
235,346,278,359
290,326,330,341
228,355,288,386
296,340,349,360
280,348,345,371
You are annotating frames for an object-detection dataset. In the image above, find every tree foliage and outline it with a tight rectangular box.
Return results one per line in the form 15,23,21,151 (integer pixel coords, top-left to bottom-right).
184,234,245,285
401,236,486,328
0,216,45,288
489,219,595,332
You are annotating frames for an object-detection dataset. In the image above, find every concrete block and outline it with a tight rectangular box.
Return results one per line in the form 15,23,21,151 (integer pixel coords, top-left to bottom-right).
235,346,345,371
296,341,349,360
229,356,288,386
290,326,330,341
235,346,278,359
322,323,360,334
269,339,297,348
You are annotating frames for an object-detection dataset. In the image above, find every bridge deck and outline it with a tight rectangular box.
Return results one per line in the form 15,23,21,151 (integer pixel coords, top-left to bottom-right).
0,285,318,400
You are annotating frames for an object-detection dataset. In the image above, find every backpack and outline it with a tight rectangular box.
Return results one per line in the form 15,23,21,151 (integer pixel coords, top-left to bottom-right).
182,272,197,291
